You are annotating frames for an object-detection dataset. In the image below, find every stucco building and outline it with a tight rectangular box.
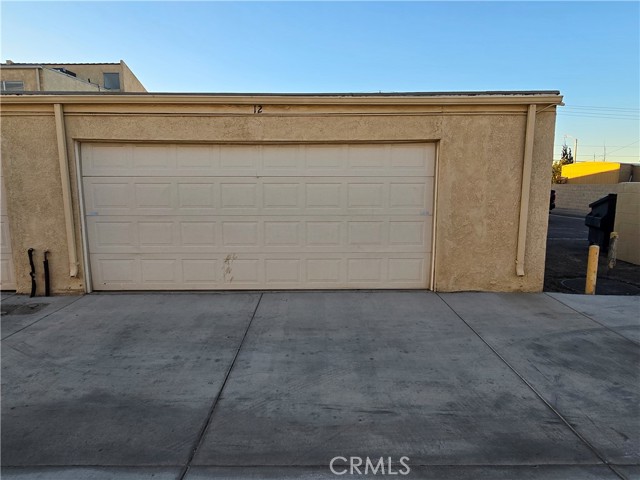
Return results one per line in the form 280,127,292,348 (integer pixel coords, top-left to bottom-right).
561,161,638,185
0,60,146,93
0,90,562,294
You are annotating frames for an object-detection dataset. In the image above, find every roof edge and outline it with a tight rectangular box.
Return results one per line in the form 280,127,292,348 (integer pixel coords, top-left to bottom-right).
0,90,563,106
2,62,120,66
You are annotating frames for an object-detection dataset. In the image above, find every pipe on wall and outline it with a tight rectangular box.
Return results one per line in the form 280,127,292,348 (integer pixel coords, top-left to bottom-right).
54,103,79,277
516,104,537,277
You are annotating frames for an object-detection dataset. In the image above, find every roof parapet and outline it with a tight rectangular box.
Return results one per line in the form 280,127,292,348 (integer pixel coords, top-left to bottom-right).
0,90,564,106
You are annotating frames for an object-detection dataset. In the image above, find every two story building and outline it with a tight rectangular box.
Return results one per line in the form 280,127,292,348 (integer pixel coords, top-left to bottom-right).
0,60,146,93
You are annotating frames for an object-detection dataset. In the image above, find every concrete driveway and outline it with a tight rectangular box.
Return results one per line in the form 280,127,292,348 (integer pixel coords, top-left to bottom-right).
1,291,638,479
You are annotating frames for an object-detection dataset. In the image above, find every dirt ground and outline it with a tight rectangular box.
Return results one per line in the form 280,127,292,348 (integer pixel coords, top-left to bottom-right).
544,213,640,295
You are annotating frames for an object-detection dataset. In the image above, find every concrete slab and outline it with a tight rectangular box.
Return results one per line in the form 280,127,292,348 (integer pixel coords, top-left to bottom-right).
1,293,260,466
616,465,640,479
1,294,81,339
0,467,179,480
439,292,640,465
1,291,17,300
186,465,618,479
547,293,640,345
193,291,597,467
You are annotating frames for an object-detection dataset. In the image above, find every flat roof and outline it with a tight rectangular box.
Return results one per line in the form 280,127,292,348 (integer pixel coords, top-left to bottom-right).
0,90,563,106
3,62,120,66
0,90,560,97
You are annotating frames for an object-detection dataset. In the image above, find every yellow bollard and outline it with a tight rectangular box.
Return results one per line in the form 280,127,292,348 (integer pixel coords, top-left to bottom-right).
585,245,600,295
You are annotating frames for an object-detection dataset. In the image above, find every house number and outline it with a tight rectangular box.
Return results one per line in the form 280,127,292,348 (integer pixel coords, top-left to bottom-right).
253,105,263,114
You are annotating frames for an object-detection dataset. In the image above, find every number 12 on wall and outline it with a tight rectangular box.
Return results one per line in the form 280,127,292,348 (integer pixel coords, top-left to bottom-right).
253,105,263,114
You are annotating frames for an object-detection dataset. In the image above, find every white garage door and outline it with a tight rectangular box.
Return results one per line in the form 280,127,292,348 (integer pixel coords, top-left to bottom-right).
0,169,16,290
81,143,435,290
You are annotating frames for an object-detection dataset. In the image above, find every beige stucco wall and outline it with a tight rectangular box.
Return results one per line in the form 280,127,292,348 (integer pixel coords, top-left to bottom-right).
120,61,147,92
40,62,146,92
0,96,559,294
434,111,556,292
42,64,120,89
614,182,640,265
0,67,38,90
41,69,101,92
618,164,633,183
1,66,105,92
0,114,76,293
553,183,620,215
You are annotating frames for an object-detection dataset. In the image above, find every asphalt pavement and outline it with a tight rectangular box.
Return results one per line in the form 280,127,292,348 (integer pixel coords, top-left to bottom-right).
1,291,638,479
544,213,640,295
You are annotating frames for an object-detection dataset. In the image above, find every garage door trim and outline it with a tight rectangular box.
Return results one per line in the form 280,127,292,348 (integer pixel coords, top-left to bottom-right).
76,140,438,292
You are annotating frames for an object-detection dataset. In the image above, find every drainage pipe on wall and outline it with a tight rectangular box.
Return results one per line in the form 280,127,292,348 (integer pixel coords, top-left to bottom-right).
54,103,79,277
516,104,537,277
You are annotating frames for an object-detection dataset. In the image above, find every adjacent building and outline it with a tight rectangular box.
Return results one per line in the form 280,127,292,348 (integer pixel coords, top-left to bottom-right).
0,60,146,92
561,161,638,185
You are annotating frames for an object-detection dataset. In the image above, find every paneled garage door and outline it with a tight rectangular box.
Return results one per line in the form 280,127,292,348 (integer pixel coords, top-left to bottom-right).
81,143,435,290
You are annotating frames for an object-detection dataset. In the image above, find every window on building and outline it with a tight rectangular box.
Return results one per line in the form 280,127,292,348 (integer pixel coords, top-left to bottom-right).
103,72,121,90
1,81,24,92
53,67,77,77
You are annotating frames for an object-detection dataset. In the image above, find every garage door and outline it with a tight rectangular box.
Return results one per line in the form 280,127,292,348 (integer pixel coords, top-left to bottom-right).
81,143,435,290
0,169,16,290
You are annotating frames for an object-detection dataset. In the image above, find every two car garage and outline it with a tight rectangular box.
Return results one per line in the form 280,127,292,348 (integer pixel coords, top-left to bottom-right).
82,142,436,290
0,91,562,294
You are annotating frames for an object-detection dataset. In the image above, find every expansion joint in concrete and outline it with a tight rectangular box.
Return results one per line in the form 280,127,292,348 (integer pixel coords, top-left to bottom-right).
1,296,84,341
435,293,628,480
177,293,264,480
544,293,640,348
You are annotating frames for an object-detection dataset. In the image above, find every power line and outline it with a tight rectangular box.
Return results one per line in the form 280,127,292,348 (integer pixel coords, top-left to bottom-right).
560,112,638,119
562,111,639,116
553,146,634,149
566,155,640,158
553,155,640,159
554,144,637,148
553,140,640,161
603,140,639,156
557,113,639,120
565,104,640,112
559,109,639,116
557,104,640,121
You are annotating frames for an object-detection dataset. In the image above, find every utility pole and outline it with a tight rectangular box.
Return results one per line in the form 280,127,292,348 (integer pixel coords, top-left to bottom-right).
564,134,578,162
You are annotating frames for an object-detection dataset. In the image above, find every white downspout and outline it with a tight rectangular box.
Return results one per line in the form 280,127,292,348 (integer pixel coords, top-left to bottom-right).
54,103,79,277
429,141,440,291
516,104,537,277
